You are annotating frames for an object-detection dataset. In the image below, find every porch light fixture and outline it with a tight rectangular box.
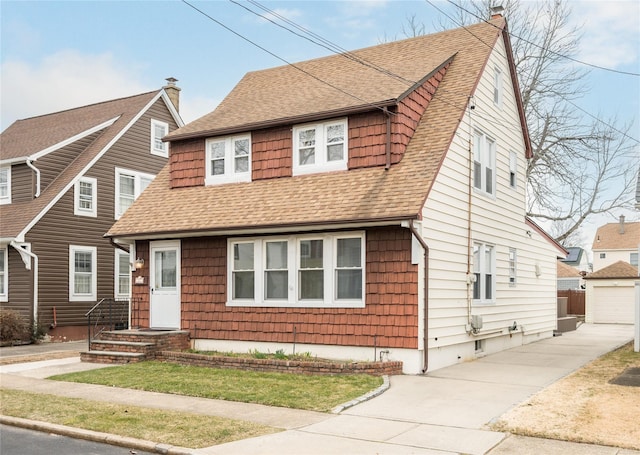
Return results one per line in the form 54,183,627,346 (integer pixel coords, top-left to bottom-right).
134,257,145,270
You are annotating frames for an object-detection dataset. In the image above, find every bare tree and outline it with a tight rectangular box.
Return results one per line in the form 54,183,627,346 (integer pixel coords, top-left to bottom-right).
445,0,639,245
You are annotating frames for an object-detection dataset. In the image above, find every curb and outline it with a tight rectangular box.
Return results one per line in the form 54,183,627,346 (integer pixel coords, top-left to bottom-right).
0,415,194,455
331,374,391,414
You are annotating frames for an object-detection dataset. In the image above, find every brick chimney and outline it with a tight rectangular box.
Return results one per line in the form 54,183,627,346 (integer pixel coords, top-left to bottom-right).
163,77,181,112
490,5,505,19
619,214,626,234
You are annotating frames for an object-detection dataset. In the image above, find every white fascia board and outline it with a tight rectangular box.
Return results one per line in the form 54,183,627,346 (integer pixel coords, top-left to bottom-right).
30,116,121,161
159,91,185,128
18,94,164,240
0,157,28,165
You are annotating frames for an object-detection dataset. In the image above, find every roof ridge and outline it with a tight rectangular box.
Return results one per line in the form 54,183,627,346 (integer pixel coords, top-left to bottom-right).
11,89,159,124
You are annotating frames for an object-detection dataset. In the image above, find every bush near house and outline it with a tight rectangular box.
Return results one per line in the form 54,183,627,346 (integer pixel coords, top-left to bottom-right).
0,309,29,344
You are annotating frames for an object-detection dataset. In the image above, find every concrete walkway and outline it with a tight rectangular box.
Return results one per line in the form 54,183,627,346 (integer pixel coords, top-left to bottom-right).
1,324,638,455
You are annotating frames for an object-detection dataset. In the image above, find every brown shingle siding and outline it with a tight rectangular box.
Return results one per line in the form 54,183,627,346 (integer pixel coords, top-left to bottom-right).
252,126,292,180
169,138,205,188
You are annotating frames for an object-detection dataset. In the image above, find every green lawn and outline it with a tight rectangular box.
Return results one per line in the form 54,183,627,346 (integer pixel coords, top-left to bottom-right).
1,388,279,448
51,361,383,412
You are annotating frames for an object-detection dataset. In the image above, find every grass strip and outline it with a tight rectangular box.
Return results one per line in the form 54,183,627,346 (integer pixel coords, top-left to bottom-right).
0,388,279,448
51,361,383,412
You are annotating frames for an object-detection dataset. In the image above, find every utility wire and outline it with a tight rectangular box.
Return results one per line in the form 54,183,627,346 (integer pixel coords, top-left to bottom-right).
444,0,640,77
181,0,398,117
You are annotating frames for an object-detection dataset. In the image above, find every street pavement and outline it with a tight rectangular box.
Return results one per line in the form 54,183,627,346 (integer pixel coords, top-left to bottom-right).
0,323,638,455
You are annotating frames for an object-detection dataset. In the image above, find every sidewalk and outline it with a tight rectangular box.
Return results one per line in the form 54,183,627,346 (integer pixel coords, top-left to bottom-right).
1,324,638,455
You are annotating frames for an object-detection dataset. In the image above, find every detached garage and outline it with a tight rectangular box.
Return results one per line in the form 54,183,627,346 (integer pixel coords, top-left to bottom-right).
585,261,639,324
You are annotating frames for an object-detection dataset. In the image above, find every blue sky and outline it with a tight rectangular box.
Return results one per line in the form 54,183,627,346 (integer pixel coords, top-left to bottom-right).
1,0,639,249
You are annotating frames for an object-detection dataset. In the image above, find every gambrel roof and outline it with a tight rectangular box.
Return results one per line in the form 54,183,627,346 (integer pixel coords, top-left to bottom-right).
0,91,174,241
108,18,531,240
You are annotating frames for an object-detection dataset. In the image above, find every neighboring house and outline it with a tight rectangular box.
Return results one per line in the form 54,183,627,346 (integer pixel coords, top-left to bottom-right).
584,261,639,324
635,168,640,210
0,79,184,340
591,216,640,272
107,15,566,373
560,247,590,273
557,260,583,291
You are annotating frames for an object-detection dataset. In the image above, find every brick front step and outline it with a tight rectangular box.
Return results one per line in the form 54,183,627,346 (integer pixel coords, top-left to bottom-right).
89,340,155,354
80,350,146,364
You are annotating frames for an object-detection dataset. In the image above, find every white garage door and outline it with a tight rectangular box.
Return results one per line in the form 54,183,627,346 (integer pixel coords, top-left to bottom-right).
593,286,634,324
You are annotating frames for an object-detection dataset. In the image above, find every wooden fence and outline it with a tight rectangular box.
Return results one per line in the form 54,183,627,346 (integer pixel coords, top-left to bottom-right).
557,289,585,315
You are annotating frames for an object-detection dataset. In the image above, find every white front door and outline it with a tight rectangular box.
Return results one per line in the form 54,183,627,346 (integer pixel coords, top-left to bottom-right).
150,240,181,329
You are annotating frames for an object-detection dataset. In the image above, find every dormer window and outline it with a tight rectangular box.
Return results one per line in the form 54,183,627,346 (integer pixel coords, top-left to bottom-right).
151,119,169,157
293,119,348,176
205,134,252,185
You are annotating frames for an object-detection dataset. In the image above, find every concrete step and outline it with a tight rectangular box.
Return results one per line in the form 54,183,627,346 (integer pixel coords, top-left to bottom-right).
80,350,146,364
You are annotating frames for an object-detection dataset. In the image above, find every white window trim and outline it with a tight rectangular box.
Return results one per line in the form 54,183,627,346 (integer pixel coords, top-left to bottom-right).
114,167,155,219
115,250,132,299
509,151,517,190
205,134,252,185
493,67,503,107
150,119,169,157
473,242,495,304
227,231,365,308
73,176,97,217
0,166,11,205
509,248,517,287
293,118,348,176
0,246,8,302
473,130,496,197
69,245,97,302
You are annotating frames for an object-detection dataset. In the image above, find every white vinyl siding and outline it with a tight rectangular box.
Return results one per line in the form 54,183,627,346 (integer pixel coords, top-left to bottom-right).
0,167,10,204
115,250,131,298
509,248,517,286
74,176,97,217
228,232,364,308
150,119,169,157
0,247,7,301
509,151,517,189
115,168,154,219
293,119,348,175
205,134,251,185
69,245,97,301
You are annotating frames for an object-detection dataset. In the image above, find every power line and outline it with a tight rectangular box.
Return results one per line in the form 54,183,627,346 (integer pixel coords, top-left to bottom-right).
444,0,640,77
181,0,397,117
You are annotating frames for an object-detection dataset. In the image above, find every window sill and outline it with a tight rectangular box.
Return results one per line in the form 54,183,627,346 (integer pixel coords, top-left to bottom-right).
226,299,365,309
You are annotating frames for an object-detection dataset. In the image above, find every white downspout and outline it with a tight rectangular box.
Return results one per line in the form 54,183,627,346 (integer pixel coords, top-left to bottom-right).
9,241,39,330
26,159,41,198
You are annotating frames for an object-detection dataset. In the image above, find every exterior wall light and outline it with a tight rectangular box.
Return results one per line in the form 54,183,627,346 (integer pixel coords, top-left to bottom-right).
134,257,145,270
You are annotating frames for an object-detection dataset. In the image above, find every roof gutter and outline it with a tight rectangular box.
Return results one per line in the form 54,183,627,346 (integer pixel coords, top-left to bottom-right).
404,219,430,374
9,241,39,330
26,159,41,198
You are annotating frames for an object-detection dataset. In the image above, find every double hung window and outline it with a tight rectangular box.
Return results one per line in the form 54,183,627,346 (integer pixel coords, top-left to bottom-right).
115,250,131,298
150,119,169,157
473,243,495,303
74,176,97,217
115,168,154,219
69,245,97,301
205,135,251,185
228,232,364,308
0,167,10,204
293,119,347,175
473,131,496,196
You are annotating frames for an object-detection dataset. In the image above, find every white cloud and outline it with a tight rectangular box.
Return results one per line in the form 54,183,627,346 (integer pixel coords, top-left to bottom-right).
1,50,149,130
571,0,640,69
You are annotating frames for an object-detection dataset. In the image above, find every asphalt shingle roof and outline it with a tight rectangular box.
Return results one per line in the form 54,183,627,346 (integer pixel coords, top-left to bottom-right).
0,91,160,239
591,221,640,251
586,260,639,279
108,19,511,239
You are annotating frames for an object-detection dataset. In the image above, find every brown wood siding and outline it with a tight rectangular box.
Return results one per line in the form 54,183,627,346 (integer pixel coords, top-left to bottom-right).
11,163,34,203
132,227,419,349
348,111,388,169
169,138,205,188
2,247,34,323
252,126,292,180
23,98,175,329
391,64,449,163
37,130,104,192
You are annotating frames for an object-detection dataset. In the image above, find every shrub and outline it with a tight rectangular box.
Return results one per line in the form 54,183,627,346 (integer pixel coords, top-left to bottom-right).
0,309,29,343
